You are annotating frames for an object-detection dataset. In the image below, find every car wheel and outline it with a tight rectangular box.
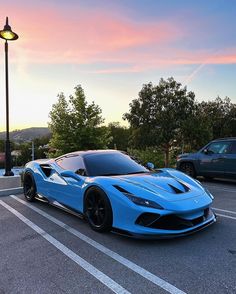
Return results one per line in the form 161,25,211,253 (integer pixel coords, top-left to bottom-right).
84,187,113,233
23,172,37,202
180,162,196,178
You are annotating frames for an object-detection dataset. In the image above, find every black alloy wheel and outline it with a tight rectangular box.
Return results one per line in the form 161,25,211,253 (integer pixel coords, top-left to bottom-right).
180,162,196,178
23,172,37,202
84,187,112,232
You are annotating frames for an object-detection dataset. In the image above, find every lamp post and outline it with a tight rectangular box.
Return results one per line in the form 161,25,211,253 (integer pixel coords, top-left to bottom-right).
0,17,18,176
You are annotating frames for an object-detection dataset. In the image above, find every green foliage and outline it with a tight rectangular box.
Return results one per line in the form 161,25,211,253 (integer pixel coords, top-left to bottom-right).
15,142,31,166
48,85,110,156
9,135,51,166
179,96,236,152
196,97,236,140
0,139,4,152
123,77,196,166
123,78,236,165
127,147,165,168
107,122,130,151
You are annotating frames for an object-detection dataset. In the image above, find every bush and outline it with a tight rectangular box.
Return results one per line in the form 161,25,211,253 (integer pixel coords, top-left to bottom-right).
127,148,165,168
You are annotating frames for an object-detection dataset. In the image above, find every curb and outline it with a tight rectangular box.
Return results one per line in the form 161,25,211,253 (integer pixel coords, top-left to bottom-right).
0,187,23,197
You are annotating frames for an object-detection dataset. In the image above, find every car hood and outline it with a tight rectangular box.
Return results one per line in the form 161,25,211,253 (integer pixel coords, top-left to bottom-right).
177,152,198,159
112,169,205,202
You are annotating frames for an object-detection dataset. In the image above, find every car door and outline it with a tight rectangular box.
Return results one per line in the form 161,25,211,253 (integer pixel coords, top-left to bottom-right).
198,141,232,177
224,141,236,179
47,155,86,213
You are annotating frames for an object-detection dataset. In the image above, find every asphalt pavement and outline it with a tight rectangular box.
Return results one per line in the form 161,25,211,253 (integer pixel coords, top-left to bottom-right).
0,180,235,294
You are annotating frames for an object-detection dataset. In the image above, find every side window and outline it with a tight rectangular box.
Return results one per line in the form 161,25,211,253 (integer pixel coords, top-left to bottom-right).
56,156,86,174
207,142,231,154
40,164,53,177
229,141,236,154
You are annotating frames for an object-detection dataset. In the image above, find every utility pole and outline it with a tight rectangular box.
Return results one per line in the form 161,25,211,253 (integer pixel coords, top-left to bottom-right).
31,141,34,161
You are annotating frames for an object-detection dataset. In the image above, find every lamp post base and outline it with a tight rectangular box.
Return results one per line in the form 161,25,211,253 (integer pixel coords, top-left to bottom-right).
4,170,14,176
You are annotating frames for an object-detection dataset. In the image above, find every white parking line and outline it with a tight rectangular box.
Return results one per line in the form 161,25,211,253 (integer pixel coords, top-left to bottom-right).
0,200,130,294
215,213,236,221
213,207,236,215
11,195,186,294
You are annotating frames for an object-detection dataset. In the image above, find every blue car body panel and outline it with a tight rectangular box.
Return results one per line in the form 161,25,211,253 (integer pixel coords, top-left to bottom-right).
24,152,216,238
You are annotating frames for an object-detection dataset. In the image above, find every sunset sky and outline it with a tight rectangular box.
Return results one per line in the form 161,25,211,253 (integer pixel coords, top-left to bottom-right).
0,0,236,131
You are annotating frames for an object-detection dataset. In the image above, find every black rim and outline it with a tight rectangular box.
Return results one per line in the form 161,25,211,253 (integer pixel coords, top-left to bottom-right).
24,176,34,198
85,192,106,227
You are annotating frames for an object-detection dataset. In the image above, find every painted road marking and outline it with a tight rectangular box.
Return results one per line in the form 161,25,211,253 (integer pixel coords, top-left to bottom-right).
11,195,186,294
213,208,236,215
216,213,236,221
0,200,130,294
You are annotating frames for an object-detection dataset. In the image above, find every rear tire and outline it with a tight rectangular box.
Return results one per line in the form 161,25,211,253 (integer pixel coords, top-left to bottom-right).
179,162,196,178
84,187,113,233
23,172,37,202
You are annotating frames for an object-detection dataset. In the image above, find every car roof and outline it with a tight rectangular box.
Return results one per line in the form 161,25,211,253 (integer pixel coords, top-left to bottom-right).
211,137,236,142
56,149,122,160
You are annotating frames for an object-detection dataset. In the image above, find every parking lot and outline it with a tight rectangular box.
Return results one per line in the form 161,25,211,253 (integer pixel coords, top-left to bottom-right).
0,180,235,294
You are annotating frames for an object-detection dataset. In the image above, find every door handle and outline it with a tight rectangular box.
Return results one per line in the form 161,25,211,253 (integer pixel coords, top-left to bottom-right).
212,156,226,162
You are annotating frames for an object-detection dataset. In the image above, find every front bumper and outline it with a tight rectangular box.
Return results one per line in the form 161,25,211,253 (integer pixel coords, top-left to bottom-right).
112,209,216,239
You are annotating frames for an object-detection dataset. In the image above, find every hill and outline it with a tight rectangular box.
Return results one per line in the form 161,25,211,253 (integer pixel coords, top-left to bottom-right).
0,127,51,142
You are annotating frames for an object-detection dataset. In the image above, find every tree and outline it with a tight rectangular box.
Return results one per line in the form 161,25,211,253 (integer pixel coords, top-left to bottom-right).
107,122,130,151
49,85,110,156
0,139,4,152
123,77,196,167
197,97,236,139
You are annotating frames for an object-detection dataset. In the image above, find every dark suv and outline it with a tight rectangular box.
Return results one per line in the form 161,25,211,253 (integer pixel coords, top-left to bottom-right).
176,138,236,179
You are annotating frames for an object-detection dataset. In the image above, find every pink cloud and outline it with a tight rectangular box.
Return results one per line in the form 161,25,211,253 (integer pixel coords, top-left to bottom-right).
1,3,236,74
1,3,183,63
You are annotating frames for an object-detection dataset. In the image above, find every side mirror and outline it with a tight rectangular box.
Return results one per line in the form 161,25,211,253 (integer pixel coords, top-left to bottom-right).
203,149,209,154
146,162,155,170
60,170,81,181
203,149,214,155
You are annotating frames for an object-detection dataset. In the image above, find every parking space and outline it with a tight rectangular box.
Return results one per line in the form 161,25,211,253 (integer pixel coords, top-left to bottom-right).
0,180,236,294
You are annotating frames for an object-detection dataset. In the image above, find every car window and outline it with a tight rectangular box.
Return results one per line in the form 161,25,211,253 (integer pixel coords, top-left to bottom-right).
56,155,86,173
83,152,148,177
207,141,232,154
229,141,236,154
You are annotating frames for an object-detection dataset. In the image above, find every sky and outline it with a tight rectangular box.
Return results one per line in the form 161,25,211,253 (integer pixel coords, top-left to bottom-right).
0,0,236,131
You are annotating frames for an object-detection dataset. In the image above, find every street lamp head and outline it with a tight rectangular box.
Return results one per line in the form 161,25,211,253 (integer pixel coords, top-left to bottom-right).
0,17,18,41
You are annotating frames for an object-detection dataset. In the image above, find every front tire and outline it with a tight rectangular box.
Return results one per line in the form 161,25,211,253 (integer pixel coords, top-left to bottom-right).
84,187,113,233
179,162,196,178
23,172,37,202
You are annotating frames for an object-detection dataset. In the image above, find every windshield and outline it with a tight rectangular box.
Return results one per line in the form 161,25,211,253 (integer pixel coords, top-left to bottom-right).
83,152,148,177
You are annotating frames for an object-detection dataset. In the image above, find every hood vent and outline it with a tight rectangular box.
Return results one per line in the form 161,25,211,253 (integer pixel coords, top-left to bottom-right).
113,185,130,194
168,181,190,194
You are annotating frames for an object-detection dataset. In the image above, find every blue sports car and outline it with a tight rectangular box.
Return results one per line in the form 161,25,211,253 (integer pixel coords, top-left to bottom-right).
23,150,216,238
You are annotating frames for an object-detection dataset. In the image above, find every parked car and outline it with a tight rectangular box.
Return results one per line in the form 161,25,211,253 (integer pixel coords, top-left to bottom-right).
23,150,215,238
176,138,236,179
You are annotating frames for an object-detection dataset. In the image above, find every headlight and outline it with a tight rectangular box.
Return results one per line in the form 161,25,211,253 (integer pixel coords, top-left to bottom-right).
123,192,164,209
113,185,164,209
204,188,214,200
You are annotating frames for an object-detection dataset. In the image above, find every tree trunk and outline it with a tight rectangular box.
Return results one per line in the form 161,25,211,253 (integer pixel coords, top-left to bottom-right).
164,146,170,167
